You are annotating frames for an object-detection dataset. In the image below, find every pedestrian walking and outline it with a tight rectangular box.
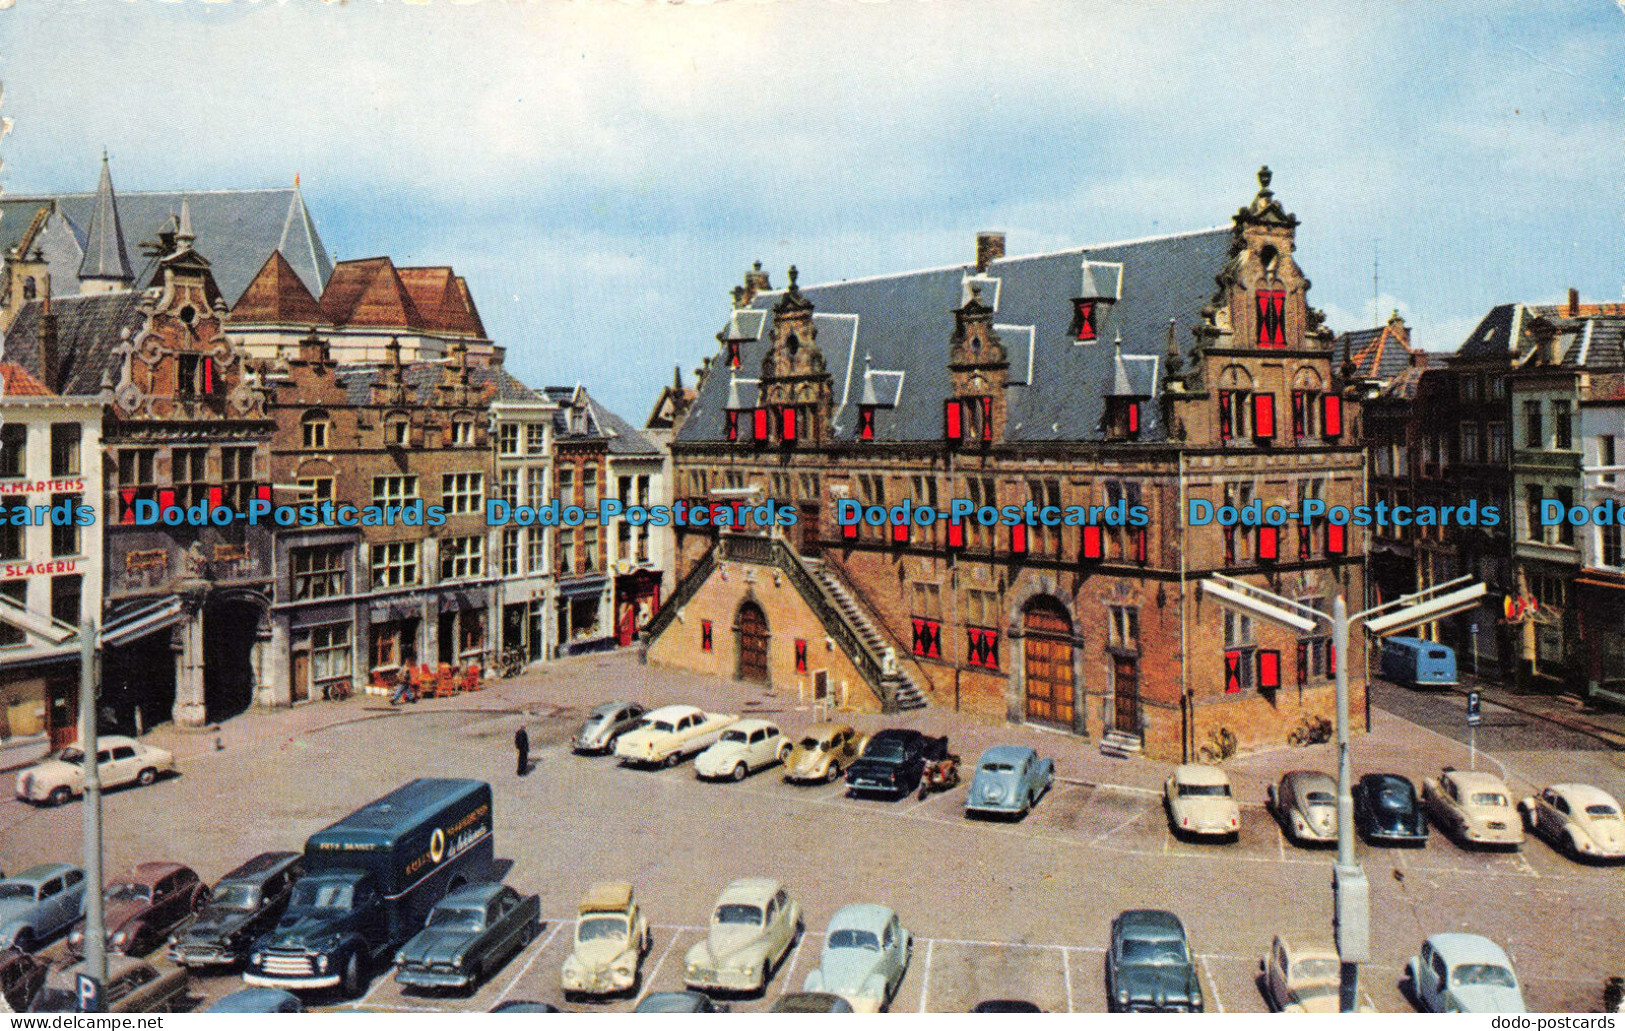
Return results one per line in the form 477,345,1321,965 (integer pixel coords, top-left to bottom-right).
515,724,530,776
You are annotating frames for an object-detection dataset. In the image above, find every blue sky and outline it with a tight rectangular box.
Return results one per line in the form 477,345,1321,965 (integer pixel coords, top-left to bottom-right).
2,0,1623,419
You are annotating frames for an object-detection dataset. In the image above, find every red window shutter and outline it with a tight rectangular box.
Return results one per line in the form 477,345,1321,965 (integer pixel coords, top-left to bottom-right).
1327,521,1347,554
1298,524,1312,561
1134,527,1148,564
1322,394,1343,438
202,357,216,394
209,486,223,511
1258,525,1278,561
967,627,1000,670
1257,290,1286,346
842,519,858,540
1258,650,1281,690
859,406,875,440
944,399,963,442
1253,393,1276,439
728,340,741,369
753,407,768,441
892,519,909,544
1224,650,1242,693
781,406,797,442
1297,642,1309,685
701,620,713,652
725,411,739,442
159,489,175,512
1082,523,1102,560
1292,391,1307,438
980,397,994,441
912,618,942,659
1223,526,1236,565
947,519,965,549
1126,402,1140,434
794,639,808,673
120,488,137,524
1010,522,1028,555
1219,391,1233,440
1073,299,1097,341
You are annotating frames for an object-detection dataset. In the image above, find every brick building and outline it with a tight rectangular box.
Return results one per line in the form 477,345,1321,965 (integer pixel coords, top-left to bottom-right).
647,170,1369,761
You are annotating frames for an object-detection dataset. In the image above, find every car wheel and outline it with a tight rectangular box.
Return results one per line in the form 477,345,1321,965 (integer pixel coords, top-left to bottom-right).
136,767,158,787
663,752,681,769
48,786,72,807
11,929,35,954
759,959,771,993
340,951,366,999
825,764,840,784
731,763,748,782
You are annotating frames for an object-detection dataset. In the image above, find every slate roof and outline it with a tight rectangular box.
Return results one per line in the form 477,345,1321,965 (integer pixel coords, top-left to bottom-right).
1518,309,1625,371
1456,304,1520,360
677,227,1233,444
1337,316,1415,383
6,185,332,303
3,292,142,397
542,385,661,455
0,200,50,260
337,360,543,408
79,156,135,283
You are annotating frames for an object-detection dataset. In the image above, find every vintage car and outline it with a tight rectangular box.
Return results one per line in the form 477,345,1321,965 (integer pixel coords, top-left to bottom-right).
635,990,729,1012
771,992,855,1012
1406,933,1526,1012
1270,770,1339,846
205,987,303,1012
615,705,737,768
1106,909,1202,1012
784,723,868,784
0,863,88,952
394,882,540,990
0,948,47,1012
31,956,189,1013
802,904,911,1012
490,1000,562,1012
572,701,647,754
694,719,790,781
1353,773,1429,846
1422,768,1524,849
561,880,650,997
1261,935,1373,1012
14,737,175,806
169,851,303,968
1163,764,1240,840
683,877,801,994
845,729,942,798
964,745,1054,819
69,862,209,957
1519,783,1625,861
970,999,1044,1012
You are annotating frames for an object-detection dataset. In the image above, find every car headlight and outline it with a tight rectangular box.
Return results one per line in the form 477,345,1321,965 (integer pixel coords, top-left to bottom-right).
1117,989,1129,1004
316,954,328,972
168,934,179,946
111,930,128,947
250,952,262,965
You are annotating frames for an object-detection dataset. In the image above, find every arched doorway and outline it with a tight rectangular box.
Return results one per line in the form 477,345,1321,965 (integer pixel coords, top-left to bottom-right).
1022,596,1075,728
736,601,769,684
204,597,264,723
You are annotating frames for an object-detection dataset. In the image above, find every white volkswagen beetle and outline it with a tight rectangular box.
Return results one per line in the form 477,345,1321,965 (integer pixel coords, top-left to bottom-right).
694,719,790,782
15,737,175,806
1519,783,1625,861
1163,764,1240,840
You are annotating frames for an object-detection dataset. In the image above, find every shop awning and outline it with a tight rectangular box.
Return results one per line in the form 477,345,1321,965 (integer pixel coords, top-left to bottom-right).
101,597,186,648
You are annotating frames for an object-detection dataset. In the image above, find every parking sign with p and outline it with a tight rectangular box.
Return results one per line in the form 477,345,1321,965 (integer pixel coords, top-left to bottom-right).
76,972,100,1013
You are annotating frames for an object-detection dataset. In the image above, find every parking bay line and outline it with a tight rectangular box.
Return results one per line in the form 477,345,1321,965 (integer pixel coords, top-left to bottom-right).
637,930,682,1004
1062,946,1075,1013
491,920,564,1007
1198,955,1224,1013
916,939,934,1013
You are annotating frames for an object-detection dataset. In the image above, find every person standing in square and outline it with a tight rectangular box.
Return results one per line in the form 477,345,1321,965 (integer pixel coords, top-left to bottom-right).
514,724,531,776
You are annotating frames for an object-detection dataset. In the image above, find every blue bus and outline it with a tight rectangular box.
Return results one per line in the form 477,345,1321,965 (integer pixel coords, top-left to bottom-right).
1379,637,1458,689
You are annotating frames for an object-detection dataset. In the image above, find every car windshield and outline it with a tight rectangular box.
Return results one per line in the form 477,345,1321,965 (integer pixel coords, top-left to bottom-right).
1452,964,1516,988
1375,783,1414,809
1585,804,1621,819
0,883,35,901
211,885,261,911
714,904,762,926
1470,792,1509,808
50,748,85,765
800,737,827,751
1305,791,1335,806
1291,957,1341,982
828,929,881,952
580,716,606,731
576,916,627,943
106,883,151,903
427,907,483,932
719,729,749,744
1121,936,1188,965
982,762,1014,773
290,881,352,910
865,740,906,761
1179,783,1230,797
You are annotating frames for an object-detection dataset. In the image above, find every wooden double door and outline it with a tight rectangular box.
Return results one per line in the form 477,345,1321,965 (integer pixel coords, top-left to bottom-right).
737,602,769,684
1023,601,1075,727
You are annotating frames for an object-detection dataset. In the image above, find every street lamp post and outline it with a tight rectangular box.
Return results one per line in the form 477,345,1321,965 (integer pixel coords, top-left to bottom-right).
1201,574,1485,1013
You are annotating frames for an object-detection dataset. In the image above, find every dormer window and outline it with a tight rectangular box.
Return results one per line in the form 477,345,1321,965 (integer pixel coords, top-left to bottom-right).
725,410,741,442
1071,299,1098,342
384,413,410,447
1256,289,1287,347
858,406,876,440
727,339,742,370
1104,398,1141,441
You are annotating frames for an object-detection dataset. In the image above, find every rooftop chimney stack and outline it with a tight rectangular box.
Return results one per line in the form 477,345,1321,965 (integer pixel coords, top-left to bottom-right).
1569,287,1580,317
976,232,1006,273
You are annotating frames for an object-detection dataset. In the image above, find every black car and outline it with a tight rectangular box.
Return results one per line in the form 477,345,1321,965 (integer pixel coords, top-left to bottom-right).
771,992,854,1012
971,999,1043,1012
1105,909,1202,1013
845,729,945,797
168,852,303,968
635,991,728,1013
1353,773,1429,846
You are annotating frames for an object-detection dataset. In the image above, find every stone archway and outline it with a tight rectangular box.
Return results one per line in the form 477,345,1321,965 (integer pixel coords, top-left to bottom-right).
1005,575,1086,736
202,590,269,723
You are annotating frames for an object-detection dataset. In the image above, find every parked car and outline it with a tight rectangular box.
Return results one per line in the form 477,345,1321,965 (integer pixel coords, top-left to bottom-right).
1163,764,1239,840
14,737,175,806
1519,783,1625,861
1422,768,1524,849
784,723,868,784
206,988,303,1013
771,992,854,1012
802,904,911,1012
694,719,790,781
845,729,941,798
572,701,647,754
394,882,540,991
970,999,1043,1012
1353,773,1429,846
31,956,189,1013
561,880,650,997
169,851,303,968
0,948,47,1012
1270,770,1339,846
1405,933,1525,1012
683,877,801,994
491,1000,561,1012
1105,909,1202,1012
964,745,1054,819
0,863,88,952
636,990,728,1012
69,862,208,957
1261,935,1372,1012
615,705,737,768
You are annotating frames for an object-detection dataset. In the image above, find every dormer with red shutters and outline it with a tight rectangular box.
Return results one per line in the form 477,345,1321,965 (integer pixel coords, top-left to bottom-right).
759,266,834,447
946,283,1008,447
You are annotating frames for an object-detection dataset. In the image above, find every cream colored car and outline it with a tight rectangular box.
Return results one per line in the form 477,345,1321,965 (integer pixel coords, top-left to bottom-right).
1262,935,1374,1012
561,881,650,997
1422,768,1524,849
1163,764,1240,839
614,705,738,768
14,737,175,806
1519,783,1625,861
695,720,790,782
784,724,868,784
683,878,801,994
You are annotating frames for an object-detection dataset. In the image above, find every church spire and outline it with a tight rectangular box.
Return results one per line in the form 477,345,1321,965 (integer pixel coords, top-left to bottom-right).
77,151,135,291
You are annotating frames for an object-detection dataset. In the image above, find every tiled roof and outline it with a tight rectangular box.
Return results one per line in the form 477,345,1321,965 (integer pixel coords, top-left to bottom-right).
539,384,660,454
0,200,50,261
231,250,326,326
678,227,1233,444
397,267,487,338
302,257,487,338
1587,372,1625,403
3,292,142,396
0,362,54,397
1336,316,1417,383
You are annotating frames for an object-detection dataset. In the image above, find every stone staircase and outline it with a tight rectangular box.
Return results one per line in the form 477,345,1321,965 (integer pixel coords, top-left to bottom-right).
1099,729,1143,759
804,559,928,712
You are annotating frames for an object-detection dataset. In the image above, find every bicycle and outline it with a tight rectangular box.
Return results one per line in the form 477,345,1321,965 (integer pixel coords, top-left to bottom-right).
1286,714,1333,747
321,679,352,702
495,647,529,679
1196,726,1238,764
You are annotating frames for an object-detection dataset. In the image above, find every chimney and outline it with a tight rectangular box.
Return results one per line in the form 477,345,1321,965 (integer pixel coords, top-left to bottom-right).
976,232,1006,273
39,284,59,393
296,329,330,366
1568,287,1580,317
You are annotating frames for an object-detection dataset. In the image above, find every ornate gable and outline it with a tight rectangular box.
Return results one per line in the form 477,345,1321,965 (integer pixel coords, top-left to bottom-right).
759,267,833,446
